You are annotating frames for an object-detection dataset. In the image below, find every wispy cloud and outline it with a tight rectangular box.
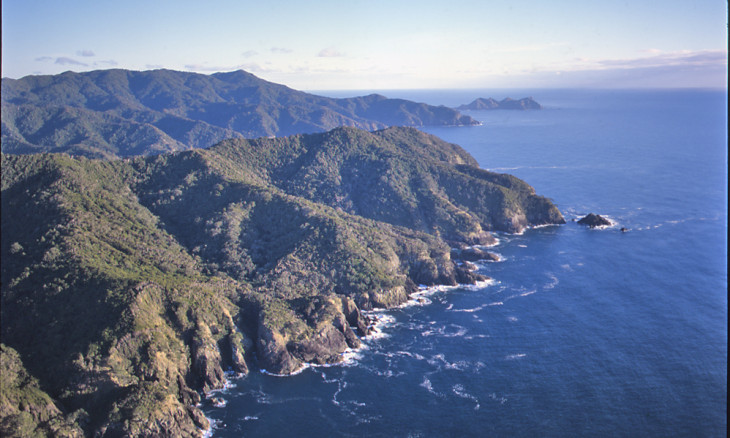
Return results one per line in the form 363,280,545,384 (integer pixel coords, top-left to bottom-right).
184,63,261,72
77,49,95,57
35,55,91,66
242,50,258,58
270,47,293,54
55,57,88,66
318,47,344,57
594,50,727,69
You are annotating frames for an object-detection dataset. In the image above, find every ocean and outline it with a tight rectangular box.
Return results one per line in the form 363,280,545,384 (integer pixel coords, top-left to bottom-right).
202,89,727,437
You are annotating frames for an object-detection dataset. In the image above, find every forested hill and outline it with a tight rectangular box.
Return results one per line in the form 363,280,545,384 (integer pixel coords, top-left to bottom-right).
1,69,478,159
1,126,563,436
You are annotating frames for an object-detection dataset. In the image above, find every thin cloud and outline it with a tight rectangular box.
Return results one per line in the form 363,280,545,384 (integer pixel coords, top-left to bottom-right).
54,57,88,66
77,49,95,57
34,56,53,62
184,63,259,72
596,50,727,69
242,50,258,58
318,47,344,58
270,47,293,54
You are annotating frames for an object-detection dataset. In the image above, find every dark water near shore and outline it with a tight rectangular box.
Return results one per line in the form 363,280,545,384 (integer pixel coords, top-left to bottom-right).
203,89,727,437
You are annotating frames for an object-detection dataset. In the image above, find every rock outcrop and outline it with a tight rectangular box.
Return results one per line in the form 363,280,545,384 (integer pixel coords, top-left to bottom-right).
577,213,612,228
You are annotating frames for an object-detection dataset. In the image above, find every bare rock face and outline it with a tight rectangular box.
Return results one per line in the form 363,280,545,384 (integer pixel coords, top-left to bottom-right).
452,247,500,262
577,213,612,228
256,322,301,375
191,321,226,393
228,332,249,376
341,296,370,337
290,324,349,364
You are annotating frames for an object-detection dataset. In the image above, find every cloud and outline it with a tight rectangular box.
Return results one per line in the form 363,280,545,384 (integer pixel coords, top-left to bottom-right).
242,50,258,58
54,57,88,66
594,50,727,69
184,63,262,73
318,47,344,58
94,60,118,67
77,49,95,57
35,55,91,66
270,47,293,54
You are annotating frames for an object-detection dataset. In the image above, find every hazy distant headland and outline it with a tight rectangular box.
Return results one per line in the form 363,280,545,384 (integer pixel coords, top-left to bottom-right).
456,97,542,111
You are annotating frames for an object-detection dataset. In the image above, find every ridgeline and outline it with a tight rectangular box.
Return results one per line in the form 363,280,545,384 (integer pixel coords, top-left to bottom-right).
1,69,478,159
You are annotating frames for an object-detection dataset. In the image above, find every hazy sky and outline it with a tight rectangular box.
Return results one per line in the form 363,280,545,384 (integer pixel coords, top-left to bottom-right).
1,0,727,89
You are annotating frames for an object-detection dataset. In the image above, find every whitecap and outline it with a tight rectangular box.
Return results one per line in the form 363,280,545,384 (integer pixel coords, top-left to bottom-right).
507,316,518,322
543,273,559,290
505,353,527,360
489,392,508,404
450,304,485,313
452,384,480,410
260,362,311,377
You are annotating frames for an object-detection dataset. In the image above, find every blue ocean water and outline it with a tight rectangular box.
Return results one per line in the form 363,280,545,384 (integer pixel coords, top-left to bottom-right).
203,89,727,437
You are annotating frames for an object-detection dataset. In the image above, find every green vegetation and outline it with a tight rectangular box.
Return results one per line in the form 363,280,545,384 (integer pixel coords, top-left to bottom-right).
2,69,478,158
1,126,563,436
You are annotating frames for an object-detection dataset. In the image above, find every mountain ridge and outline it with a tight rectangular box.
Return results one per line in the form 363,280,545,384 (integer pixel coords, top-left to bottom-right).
1,69,479,159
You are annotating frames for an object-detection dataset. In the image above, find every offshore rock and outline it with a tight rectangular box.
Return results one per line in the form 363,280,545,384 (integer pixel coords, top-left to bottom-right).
577,213,612,228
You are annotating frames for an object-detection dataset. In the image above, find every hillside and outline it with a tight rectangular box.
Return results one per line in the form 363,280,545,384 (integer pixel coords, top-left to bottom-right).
1,69,478,159
1,126,564,436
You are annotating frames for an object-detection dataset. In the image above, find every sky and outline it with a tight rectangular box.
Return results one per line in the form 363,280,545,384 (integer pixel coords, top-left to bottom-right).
1,0,727,90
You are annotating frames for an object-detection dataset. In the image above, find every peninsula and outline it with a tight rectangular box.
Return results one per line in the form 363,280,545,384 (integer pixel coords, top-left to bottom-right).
1,126,564,436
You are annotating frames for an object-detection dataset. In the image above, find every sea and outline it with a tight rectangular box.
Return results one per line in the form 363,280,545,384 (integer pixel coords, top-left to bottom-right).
202,89,728,437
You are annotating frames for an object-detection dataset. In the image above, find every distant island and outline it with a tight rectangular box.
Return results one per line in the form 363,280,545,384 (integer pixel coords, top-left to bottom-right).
456,97,542,111
1,69,479,159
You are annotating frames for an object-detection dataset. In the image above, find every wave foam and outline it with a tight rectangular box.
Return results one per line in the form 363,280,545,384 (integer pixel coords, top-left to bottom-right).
452,384,480,410
505,353,527,360
543,273,559,290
